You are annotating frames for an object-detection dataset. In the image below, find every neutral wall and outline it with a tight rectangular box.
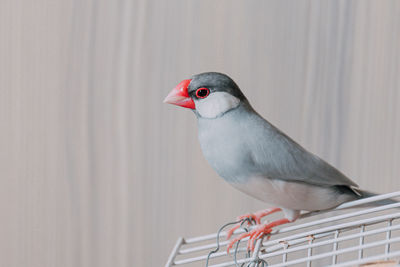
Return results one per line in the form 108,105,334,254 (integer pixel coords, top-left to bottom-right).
1,1,400,266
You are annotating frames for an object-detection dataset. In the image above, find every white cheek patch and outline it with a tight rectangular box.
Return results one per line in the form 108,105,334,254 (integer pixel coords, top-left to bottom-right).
195,92,240,119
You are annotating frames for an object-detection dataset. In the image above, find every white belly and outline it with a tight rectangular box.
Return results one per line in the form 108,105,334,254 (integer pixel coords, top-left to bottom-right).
230,175,352,211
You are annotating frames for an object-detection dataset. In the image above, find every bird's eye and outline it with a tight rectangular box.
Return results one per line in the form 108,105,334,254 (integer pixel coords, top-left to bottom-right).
195,88,210,99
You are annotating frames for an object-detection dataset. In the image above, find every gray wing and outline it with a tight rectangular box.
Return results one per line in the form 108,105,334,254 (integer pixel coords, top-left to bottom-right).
249,117,358,188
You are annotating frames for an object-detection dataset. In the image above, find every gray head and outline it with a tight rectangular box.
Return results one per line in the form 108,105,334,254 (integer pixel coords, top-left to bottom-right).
164,72,248,118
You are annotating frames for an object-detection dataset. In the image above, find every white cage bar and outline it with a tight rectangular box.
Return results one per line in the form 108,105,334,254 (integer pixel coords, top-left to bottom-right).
166,191,400,267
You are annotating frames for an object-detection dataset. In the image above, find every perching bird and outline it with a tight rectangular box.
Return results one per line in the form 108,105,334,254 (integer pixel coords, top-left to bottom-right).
164,72,380,252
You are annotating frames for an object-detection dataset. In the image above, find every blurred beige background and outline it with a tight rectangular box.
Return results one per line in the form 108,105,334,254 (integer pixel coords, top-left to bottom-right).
1,0,400,266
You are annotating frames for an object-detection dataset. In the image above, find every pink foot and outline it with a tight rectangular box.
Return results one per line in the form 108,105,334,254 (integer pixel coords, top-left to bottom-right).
226,218,291,253
226,208,281,240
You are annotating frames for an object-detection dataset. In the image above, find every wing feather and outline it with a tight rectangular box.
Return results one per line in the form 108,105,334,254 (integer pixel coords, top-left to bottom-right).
249,116,358,188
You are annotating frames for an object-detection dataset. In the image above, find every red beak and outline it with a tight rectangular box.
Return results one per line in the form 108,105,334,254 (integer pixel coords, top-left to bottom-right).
163,79,195,109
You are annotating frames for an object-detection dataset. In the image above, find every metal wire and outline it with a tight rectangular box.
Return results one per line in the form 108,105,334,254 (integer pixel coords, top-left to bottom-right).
233,237,251,267
232,220,270,267
205,220,241,267
206,218,253,267
205,217,271,267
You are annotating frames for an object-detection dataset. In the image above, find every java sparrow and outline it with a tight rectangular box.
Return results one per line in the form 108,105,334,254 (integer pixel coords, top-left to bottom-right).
164,72,379,252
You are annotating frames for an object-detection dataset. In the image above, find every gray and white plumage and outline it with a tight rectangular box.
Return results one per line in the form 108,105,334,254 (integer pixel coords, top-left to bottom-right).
166,72,372,222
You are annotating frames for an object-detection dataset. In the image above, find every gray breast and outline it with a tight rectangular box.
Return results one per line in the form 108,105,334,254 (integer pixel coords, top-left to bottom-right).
197,104,263,183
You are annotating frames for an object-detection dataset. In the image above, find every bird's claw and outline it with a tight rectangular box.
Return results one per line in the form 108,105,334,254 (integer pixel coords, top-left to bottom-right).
226,208,281,239
226,217,291,254
226,224,273,253
226,215,255,240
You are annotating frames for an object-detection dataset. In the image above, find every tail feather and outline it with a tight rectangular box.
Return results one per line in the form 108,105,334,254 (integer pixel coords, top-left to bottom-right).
356,189,399,207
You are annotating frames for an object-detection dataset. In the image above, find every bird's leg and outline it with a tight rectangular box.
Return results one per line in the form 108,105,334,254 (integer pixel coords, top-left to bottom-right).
226,207,281,240
227,218,291,253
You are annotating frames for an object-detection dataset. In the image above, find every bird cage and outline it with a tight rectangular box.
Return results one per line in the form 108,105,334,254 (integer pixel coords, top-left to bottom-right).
166,192,400,267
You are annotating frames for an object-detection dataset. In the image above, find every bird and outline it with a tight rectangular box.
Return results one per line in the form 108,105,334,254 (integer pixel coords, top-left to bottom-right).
164,72,382,253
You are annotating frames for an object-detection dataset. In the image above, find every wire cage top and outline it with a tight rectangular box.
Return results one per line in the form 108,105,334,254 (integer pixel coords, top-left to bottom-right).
166,192,400,267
